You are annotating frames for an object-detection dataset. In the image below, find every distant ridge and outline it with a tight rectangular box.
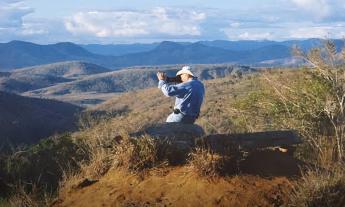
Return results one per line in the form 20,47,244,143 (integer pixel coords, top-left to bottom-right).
12,61,110,78
111,41,245,66
0,61,110,93
0,41,114,71
81,42,159,56
82,38,344,55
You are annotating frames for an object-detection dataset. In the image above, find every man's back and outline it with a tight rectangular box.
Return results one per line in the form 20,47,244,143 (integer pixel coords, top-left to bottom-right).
174,78,205,117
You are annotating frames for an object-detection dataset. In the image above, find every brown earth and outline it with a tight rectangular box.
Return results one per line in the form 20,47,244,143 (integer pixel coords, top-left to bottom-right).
53,150,301,207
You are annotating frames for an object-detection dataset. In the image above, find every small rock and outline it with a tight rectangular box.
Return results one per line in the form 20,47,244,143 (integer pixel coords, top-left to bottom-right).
74,178,98,189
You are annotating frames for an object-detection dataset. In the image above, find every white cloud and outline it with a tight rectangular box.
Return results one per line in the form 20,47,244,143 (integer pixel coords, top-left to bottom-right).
222,25,275,40
287,24,345,39
0,1,34,28
289,26,329,39
0,1,60,43
65,11,149,37
20,22,48,35
65,7,206,38
230,22,241,28
0,2,344,44
290,0,330,19
238,32,273,40
222,18,345,41
222,20,277,40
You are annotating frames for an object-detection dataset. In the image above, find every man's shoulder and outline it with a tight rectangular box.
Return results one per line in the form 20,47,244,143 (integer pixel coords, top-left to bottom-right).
191,79,204,86
176,79,204,87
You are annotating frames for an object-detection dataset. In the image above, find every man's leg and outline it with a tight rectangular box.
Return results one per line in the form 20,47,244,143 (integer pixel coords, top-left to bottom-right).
166,113,184,122
181,115,196,124
166,113,196,124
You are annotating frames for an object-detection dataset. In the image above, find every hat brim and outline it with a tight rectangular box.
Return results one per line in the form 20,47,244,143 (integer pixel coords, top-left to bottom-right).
176,70,194,77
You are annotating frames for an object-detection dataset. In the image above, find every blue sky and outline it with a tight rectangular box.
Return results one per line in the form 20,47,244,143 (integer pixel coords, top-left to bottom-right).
1,0,345,44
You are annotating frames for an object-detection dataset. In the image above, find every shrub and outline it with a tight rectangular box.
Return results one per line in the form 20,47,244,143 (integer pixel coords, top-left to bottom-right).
0,133,84,205
289,167,345,207
8,183,54,207
189,147,237,177
232,41,345,165
113,134,174,171
0,198,11,207
189,148,225,177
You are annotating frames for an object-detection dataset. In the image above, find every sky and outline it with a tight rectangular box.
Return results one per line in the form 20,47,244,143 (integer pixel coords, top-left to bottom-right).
0,0,345,44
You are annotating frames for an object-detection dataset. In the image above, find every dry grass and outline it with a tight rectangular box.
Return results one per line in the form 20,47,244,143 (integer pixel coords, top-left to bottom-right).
57,144,112,199
189,148,225,177
112,133,191,171
188,147,238,177
113,134,160,171
8,183,54,207
289,166,345,207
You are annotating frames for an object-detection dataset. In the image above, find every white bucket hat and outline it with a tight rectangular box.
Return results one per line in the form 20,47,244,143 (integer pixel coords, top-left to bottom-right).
176,66,194,77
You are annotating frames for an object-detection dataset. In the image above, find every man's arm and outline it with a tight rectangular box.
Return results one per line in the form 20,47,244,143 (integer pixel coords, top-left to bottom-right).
157,72,186,97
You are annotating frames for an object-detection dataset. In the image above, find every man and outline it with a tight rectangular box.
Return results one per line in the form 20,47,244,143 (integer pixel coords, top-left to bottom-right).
157,66,205,124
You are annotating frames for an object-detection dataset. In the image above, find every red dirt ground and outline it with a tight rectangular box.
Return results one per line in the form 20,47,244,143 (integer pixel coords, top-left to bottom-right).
53,150,301,207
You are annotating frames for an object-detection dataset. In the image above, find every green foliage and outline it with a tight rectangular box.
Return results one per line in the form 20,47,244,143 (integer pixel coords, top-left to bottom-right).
0,134,84,196
231,69,337,162
0,198,11,207
237,71,327,121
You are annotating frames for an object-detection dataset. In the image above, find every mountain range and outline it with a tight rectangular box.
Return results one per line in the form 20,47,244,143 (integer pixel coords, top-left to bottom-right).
81,39,344,55
81,43,159,56
1,39,343,71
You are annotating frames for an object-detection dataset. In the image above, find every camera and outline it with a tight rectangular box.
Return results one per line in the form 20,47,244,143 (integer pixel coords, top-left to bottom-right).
166,75,182,83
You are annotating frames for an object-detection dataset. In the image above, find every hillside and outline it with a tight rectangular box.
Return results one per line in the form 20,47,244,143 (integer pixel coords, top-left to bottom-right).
0,62,254,106
51,70,306,207
0,91,82,146
22,64,254,105
2,60,345,206
12,61,110,78
0,61,110,93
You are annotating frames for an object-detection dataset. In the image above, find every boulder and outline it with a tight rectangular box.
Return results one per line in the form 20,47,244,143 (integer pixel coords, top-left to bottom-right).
143,122,205,142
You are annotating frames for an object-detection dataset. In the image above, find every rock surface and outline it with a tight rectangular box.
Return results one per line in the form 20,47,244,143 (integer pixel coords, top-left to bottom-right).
142,122,205,141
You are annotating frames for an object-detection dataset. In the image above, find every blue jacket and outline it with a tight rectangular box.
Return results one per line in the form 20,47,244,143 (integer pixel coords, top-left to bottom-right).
158,78,205,117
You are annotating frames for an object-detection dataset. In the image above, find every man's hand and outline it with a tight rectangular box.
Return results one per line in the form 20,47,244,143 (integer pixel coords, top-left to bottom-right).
157,71,166,81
